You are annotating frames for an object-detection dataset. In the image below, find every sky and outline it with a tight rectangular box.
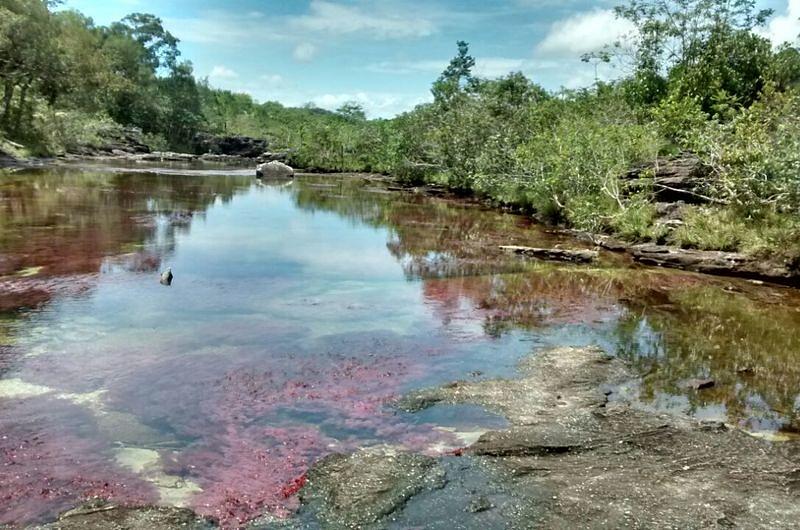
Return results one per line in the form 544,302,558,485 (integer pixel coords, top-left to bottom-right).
63,0,800,118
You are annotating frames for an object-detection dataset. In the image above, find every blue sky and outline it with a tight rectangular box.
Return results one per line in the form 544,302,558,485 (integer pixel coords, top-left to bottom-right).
63,0,800,118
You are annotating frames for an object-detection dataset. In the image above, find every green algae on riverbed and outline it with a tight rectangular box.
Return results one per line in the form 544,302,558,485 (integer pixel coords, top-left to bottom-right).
1,166,800,527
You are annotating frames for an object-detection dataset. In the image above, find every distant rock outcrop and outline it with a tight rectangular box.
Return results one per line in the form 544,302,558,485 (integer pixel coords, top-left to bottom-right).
623,154,714,204
69,126,151,156
193,133,267,158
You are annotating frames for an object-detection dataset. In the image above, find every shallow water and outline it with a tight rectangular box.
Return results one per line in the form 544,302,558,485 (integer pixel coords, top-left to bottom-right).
1,165,799,527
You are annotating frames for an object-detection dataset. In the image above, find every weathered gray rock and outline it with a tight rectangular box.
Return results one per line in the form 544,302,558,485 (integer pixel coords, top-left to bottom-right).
256,161,295,179
68,126,151,156
35,502,213,530
300,445,445,528
632,244,799,285
256,151,293,164
396,346,800,528
139,152,198,162
500,245,599,264
193,133,267,158
624,155,713,204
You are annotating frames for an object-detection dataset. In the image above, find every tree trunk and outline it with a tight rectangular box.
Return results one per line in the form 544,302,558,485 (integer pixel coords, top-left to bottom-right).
1,82,14,127
13,83,29,133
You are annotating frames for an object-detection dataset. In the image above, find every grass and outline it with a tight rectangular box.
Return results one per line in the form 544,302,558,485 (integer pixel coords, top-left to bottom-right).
669,205,800,266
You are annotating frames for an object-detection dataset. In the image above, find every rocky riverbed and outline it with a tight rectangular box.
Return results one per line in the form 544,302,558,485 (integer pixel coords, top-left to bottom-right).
291,346,800,528
42,346,800,528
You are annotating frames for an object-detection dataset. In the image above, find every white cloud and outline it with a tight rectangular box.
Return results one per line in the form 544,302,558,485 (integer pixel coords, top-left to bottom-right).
365,60,447,75
309,91,431,118
365,57,562,79
259,74,285,86
293,42,318,63
291,0,438,39
164,12,273,45
536,9,636,58
474,58,530,78
209,65,238,79
165,1,443,48
760,0,800,46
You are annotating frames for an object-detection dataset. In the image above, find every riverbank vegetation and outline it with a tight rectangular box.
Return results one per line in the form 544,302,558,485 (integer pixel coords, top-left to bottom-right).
2,0,799,263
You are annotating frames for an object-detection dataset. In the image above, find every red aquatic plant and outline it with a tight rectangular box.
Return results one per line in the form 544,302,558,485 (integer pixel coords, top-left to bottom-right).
0,397,156,526
177,426,336,527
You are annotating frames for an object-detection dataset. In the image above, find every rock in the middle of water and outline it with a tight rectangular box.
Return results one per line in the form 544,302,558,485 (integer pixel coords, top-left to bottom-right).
256,161,294,179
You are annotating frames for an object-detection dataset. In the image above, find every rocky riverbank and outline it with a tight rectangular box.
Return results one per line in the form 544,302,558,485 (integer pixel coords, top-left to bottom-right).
294,346,800,528
43,346,800,528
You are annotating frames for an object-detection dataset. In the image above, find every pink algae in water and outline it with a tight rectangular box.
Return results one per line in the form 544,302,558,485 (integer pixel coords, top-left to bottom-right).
131,351,454,528
176,426,334,527
0,398,156,526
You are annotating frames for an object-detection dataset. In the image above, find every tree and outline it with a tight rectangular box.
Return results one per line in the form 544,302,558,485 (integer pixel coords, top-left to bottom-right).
109,13,180,72
615,0,777,111
432,41,475,104
336,101,367,121
159,62,203,149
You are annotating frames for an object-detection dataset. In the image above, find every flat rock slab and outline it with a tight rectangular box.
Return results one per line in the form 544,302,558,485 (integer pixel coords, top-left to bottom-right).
395,346,800,528
633,244,798,285
34,504,213,530
500,246,599,264
300,445,445,529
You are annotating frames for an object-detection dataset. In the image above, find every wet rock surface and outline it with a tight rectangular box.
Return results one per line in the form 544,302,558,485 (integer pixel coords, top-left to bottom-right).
298,446,445,528
33,503,214,530
499,246,599,264
393,347,800,528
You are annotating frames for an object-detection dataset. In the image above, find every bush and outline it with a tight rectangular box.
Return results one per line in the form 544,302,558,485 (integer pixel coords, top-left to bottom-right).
610,195,667,242
669,206,746,251
689,89,800,212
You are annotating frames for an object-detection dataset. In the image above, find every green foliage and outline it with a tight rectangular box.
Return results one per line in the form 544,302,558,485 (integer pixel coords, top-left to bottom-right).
511,92,662,223
670,206,800,265
431,40,476,105
650,93,708,145
670,206,747,251
615,0,779,112
1,0,798,265
610,195,667,242
689,89,800,211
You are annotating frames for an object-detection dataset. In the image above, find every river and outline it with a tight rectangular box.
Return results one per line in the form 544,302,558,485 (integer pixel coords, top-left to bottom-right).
1,164,799,527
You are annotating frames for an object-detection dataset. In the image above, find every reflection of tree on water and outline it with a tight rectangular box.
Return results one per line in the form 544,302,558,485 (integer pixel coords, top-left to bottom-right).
0,167,252,354
292,179,800,432
292,176,562,279
615,286,800,432
0,168,249,278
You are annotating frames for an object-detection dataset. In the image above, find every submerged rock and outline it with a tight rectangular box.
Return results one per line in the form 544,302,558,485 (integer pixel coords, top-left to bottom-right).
36,502,213,530
256,161,295,179
500,245,599,264
685,378,716,390
300,445,445,528
466,496,494,513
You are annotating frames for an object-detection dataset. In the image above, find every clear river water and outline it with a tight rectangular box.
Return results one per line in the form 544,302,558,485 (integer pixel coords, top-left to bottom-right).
1,164,800,527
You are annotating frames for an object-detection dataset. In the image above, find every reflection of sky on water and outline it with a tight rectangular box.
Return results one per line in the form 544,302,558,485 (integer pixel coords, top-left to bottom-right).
1,167,800,526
